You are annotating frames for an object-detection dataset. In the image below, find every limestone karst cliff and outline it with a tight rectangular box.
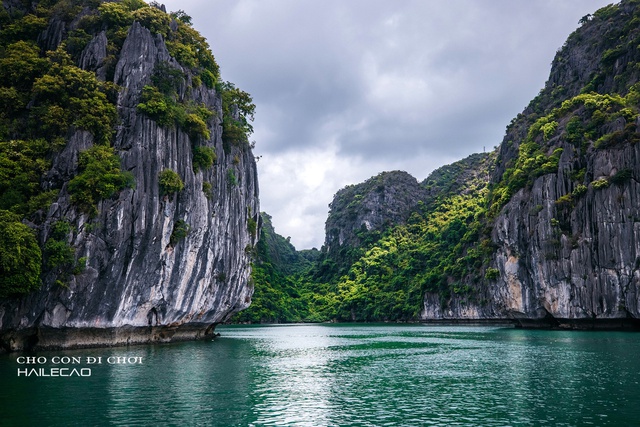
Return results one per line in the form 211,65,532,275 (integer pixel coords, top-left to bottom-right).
0,1,260,350
317,171,428,282
422,0,640,327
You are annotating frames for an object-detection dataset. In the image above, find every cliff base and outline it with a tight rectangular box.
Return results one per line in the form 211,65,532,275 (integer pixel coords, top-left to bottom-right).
0,323,218,353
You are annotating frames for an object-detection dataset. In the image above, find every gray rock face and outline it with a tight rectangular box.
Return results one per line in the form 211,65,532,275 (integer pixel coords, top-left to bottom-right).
421,140,640,327
79,30,108,81
488,139,640,324
421,1,640,328
483,2,640,326
325,171,427,253
0,23,260,350
38,17,66,52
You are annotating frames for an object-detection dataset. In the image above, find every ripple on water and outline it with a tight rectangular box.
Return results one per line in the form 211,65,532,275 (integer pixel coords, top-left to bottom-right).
1,325,640,426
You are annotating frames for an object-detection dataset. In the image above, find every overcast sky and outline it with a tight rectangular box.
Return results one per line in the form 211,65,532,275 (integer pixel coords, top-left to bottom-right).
162,0,613,249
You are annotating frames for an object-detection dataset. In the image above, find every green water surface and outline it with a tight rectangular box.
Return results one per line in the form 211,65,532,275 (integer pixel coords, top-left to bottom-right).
1,324,639,426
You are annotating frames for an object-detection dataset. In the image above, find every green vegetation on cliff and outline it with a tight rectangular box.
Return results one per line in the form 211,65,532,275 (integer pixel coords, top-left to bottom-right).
0,0,253,296
314,171,426,284
0,210,41,297
234,213,315,323
490,89,640,216
69,145,134,214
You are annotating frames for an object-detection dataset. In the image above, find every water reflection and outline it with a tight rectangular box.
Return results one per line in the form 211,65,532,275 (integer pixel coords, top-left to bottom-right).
1,325,640,426
103,341,257,426
226,325,338,426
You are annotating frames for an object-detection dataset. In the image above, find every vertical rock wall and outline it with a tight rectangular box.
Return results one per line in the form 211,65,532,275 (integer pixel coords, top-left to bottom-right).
421,1,640,327
489,135,640,325
0,22,260,350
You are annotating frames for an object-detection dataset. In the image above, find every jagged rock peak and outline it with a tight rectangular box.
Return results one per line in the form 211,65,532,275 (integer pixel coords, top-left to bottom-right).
324,170,427,252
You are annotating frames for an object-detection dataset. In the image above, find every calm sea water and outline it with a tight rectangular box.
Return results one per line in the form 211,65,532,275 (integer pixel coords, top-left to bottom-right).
1,324,639,426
